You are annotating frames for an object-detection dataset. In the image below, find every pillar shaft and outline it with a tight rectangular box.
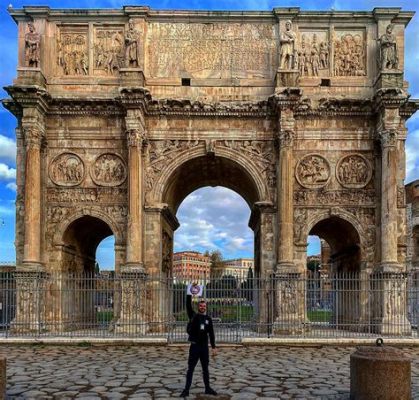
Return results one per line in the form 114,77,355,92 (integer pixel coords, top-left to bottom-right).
23,128,42,267
126,128,146,268
379,130,398,266
277,131,294,264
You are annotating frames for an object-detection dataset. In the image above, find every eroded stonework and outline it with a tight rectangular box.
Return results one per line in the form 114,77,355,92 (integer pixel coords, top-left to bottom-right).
3,6,418,335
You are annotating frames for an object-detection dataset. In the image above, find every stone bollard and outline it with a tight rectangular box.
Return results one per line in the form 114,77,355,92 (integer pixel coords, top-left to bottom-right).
350,338,411,400
0,358,5,399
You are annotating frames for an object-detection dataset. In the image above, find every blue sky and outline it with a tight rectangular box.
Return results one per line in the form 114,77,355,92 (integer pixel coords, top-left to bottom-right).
1,0,419,268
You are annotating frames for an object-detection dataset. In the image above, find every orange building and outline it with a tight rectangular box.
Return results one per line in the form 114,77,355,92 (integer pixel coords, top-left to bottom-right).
173,251,211,283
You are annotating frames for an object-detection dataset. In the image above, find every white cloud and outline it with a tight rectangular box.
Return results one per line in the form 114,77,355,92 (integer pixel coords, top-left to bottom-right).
0,163,16,181
6,182,16,192
0,135,16,164
406,129,419,183
174,187,253,259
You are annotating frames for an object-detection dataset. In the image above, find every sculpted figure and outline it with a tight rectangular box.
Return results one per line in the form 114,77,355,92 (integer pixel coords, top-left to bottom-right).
279,20,296,70
125,19,141,67
379,24,398,70
25,22,40,68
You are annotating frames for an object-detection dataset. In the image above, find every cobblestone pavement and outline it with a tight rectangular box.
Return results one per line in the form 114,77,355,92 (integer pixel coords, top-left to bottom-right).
0,345,418,399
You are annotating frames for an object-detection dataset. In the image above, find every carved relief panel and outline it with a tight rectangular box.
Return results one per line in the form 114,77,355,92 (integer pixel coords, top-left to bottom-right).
57,26,89,76
333,30,366,77
336,154,372,189
49,153,85,187
297,31,330,77
146,22,277,79
90,153,127,187
94,27,125,75
295,154,330,189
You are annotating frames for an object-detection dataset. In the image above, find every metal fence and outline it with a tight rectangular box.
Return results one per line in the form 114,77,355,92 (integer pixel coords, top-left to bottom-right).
0,270,418,342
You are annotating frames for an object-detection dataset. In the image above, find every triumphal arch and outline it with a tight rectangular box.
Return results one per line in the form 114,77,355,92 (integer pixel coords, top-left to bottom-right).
3,5,418,336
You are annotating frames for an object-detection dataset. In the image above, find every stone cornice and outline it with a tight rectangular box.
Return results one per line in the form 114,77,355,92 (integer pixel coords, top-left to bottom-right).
48,98,124,116
373,88,410,111
295,98,374,117
269,88,303,114
400,99,419,119
4,85,50,115
146,99,271,118
9,6,414,26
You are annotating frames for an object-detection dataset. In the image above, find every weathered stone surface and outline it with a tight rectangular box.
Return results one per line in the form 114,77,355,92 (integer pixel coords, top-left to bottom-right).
2,6,419,336
350,345,411,400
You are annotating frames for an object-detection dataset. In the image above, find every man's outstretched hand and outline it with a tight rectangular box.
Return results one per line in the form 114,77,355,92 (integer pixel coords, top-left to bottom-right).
211,348,218,358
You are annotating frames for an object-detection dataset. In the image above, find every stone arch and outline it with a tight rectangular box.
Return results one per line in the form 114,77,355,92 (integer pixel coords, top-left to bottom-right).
54,208,123,273
305,209,364,272
54,208,123,247
152,146,270,211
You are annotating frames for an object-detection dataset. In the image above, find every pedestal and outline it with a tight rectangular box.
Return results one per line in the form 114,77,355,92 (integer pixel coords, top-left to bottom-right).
15,67,46,87
374,70,404,89
272,272,306,334
11,271,47,333
120,68,145,87
275,69,299,88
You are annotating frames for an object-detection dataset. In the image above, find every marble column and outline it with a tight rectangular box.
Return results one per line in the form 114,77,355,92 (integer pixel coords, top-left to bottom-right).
22,127,43,270
277,129,295,269
125,127,146,271
378,129,399,270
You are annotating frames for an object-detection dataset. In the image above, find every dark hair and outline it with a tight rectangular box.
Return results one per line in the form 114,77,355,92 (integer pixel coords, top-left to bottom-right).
198,300,206,305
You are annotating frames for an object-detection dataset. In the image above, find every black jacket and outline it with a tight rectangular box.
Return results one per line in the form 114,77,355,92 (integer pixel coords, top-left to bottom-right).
186,295,216,348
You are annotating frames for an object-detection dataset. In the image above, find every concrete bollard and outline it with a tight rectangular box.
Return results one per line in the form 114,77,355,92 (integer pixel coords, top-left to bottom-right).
350,338,411,400
0,358,5,400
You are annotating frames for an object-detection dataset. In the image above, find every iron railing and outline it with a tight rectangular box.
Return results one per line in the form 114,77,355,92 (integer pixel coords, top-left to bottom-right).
0,270,417,342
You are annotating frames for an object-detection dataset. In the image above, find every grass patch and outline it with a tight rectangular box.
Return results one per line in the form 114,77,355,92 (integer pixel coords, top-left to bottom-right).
96,311,113,323
307,310,332,322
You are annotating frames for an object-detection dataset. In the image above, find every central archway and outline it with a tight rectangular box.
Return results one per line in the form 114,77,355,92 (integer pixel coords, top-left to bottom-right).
144,152,274,335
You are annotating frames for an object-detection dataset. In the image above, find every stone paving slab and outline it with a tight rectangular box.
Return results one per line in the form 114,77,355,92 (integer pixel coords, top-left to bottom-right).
0,345,417,399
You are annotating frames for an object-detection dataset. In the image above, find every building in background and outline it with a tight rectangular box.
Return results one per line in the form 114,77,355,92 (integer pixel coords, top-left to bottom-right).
173,251,211,283
218,258,254,282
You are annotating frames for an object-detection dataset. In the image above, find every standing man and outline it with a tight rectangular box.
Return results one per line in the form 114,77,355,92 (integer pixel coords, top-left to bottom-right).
180,286,218,397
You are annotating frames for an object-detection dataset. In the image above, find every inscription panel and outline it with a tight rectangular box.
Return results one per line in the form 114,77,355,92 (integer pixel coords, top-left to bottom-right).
146,22,278,79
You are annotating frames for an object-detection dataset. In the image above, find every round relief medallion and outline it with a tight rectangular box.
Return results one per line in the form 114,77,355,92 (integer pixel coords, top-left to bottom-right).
336,154,372,189
49,153,85,187
295,154,331,189
91,153,127,187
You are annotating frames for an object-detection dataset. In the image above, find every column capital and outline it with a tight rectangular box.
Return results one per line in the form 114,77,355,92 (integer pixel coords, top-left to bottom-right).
276,130,295,148
127,128,148,149
23,127,43,149
377,129,397,148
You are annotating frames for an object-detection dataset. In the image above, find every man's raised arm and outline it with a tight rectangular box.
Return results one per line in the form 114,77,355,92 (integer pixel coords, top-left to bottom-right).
186,294,195,319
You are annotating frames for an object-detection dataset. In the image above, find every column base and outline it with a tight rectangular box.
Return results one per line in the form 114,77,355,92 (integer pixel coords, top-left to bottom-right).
19,262,45,272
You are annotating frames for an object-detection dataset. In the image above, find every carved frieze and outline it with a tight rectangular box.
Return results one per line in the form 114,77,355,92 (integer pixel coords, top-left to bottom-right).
46,206,71,224
94,27,124,75
295,154,330,189
397,186,406,208
334,31,366,77
294,189,376,206
91,154,127,187
162,231,173,273
147,22,277,79
294,208,308,244
46,187,127,204
25,22,40,68
49,153,85,187
336,154,372,189
57,28,89,76
219,140,276,187
297,31,329,77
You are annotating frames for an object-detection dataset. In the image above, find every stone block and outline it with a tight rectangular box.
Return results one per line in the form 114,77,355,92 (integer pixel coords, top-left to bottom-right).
350,343,411,400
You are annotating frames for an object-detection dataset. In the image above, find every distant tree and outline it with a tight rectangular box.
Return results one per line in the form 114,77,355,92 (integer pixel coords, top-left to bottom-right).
95,262,100,275
209,250,224,279
240,267,254,302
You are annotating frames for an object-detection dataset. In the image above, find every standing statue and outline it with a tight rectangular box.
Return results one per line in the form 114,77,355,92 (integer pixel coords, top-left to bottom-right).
378,24,398,70
279,20,296,70
25,22,40,68
125,19,141,68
